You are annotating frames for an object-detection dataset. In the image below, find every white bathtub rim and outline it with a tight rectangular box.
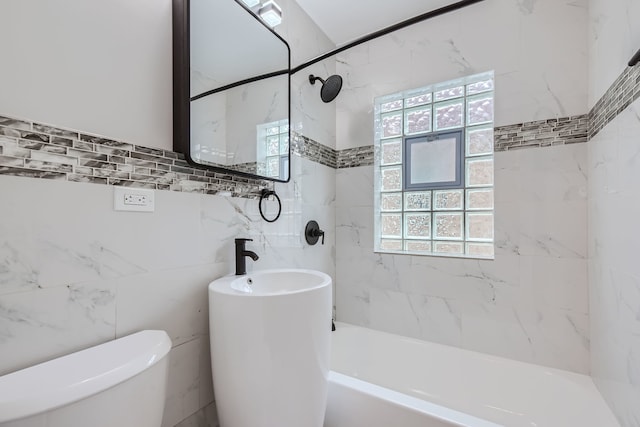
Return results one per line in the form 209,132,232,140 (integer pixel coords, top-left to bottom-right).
329,371,503,427
331,322,620,427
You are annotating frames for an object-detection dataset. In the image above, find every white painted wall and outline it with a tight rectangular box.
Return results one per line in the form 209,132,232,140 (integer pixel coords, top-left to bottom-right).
588,0,640,425
0,0,173,150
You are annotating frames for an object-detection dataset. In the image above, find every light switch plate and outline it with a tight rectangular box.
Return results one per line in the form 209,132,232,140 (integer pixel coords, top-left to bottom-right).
114,187,155,212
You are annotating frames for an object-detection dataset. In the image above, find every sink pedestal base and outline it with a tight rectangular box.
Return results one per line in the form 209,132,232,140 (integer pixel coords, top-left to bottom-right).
209,269,332,427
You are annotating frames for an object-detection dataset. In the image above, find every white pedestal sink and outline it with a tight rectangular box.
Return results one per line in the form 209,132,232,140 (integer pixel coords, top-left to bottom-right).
208,269,332,427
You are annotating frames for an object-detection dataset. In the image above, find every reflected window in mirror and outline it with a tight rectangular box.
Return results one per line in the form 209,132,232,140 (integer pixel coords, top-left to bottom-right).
257,119,289,180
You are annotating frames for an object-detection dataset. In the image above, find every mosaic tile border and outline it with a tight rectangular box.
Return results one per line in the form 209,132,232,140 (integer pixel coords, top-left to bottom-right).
334,114,589,168
494,115,588,152
0,115,273,198
337,145,375,168
292,133,337,169
589,64,640,139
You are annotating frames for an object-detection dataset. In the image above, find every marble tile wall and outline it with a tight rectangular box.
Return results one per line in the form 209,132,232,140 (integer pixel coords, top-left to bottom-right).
336,143,589,373
588,1,640,425
0,150,336,426
588,98,640,427
275,0,338,151
333,0,591,374
588,0,640,108
335,0,589,151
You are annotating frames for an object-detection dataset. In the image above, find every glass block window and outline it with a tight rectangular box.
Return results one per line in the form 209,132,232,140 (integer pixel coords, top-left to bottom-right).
256,119,289,180
374,72,494,259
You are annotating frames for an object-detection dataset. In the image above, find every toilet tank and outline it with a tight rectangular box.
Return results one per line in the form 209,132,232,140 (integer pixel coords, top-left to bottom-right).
0,330,172,427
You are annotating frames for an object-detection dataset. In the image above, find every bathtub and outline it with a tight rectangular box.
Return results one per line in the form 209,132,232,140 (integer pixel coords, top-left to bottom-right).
325,323,619,427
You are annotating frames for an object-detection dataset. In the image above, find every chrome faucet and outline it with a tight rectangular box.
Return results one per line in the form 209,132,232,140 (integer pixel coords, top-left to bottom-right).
235,238,259,275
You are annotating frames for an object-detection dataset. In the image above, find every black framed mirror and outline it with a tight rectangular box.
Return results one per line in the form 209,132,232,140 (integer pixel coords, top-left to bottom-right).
173,0,291,182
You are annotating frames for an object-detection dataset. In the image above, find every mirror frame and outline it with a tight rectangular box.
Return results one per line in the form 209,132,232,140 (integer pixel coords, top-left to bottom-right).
172,0,292,183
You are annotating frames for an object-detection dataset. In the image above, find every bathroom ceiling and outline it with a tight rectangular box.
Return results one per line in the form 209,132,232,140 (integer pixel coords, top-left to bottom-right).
294,0,467,46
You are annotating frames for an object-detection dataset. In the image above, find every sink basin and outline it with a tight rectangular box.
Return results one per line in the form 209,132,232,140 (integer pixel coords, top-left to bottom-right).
212,268,330,296
208,269,332,427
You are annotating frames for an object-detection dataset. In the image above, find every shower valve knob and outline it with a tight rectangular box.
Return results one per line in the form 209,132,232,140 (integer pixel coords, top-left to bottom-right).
305,220,325,245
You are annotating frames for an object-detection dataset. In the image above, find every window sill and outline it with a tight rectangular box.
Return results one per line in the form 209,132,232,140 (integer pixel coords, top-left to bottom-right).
374,248,494,260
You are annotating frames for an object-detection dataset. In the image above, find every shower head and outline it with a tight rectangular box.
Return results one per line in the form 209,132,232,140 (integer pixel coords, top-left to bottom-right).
629,48,640,67
309,74,343,103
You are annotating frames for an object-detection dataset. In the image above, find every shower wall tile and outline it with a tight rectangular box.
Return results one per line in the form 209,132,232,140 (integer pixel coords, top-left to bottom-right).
588,0,640,107
460,304,590,373
369,289,464,348
336,165,374,208
515,200,587,258
275,0,337,150
291,61,337,150
335,0,588,151
520,257,589,314
336,0,589,373
588,98,640,427
588,0,640,422
335,143,590,373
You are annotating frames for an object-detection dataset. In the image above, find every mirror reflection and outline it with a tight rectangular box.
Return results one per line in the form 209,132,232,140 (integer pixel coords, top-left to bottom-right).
175,0,291,182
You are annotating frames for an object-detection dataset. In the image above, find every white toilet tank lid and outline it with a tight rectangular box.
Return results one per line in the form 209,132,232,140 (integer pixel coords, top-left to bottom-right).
0,330,171,423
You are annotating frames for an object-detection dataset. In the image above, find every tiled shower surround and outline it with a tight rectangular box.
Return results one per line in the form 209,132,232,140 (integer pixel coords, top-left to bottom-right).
587,1,640,425
331,61,640,378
